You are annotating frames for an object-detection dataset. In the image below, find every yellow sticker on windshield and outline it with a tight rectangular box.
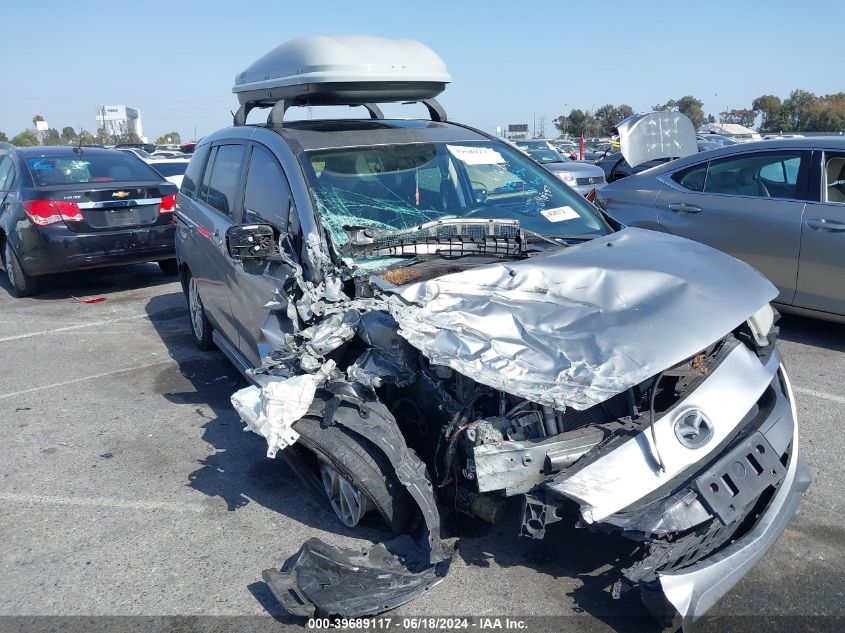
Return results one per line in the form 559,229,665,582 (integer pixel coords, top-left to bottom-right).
447,145,506,165
540,206,580,222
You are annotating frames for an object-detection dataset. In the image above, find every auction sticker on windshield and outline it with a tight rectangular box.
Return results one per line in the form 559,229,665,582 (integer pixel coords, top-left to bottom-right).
447,145,505,165
540,205,580,222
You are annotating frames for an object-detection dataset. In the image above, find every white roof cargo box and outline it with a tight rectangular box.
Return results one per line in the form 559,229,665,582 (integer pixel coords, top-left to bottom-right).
233,35,451,109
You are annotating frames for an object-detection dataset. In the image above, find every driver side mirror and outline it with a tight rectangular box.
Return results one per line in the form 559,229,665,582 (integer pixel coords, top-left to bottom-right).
226,224,278,260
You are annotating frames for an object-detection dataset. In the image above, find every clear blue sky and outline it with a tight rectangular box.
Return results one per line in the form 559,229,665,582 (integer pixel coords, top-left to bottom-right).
0,0,839,141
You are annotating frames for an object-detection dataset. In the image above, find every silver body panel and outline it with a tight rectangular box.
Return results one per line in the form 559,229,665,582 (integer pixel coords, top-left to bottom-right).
387,227,777,411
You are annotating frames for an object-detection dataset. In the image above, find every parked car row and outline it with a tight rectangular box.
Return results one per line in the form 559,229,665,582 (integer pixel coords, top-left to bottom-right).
511,139,607,195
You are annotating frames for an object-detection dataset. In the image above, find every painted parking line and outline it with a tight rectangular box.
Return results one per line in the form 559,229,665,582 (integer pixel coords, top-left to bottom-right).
0,357,185,401
0,313,152,343
0,492,209,513
793,386,845,405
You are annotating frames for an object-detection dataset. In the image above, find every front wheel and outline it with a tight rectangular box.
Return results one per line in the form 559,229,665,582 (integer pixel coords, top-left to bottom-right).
185,273,214,350
292,417,421,534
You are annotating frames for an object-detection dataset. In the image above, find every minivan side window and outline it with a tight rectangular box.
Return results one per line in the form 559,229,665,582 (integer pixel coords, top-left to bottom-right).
704,152,805,199
243,145,291,230
180,144,210,199
671,163,707,192
205,145,246,218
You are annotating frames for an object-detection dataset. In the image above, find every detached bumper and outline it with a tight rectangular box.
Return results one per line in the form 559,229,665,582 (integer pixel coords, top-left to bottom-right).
658,366,812,625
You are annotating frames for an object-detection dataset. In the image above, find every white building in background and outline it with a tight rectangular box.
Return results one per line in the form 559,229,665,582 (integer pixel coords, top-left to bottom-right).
96,105,144,140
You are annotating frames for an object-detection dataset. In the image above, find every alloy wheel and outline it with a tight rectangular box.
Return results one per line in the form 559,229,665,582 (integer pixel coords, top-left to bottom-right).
318,459,373,527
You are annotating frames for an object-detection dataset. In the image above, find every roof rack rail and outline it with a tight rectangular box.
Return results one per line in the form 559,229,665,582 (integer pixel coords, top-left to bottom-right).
233,98,446,128
231,35,451,128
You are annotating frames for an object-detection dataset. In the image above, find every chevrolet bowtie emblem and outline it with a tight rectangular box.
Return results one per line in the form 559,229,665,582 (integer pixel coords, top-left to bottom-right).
112,191,130,198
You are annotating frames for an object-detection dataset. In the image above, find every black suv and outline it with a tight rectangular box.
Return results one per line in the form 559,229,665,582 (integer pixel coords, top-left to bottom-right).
0,146,178,296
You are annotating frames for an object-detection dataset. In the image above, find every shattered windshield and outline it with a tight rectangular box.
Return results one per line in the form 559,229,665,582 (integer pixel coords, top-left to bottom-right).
303,140,607,260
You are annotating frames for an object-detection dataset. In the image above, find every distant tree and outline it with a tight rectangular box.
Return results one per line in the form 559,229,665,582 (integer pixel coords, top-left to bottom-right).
752,95,782,132
41,128,61,146
553,115,569,137
594,104,634,134
707,114,716,123
96,127,108,144
780,89,818,131
675,96,705,129
32,114,45,125
114,132,141,144
155,131,181,145
61,126,78,144
651,96,705,128
565,109,599,137
801,92,845,132
11,130,38,147
719,108,757,128
652,99,677,112
0,131,8,142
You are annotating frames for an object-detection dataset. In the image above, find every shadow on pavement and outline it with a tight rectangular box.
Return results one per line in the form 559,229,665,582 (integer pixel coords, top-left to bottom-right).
450,500,669,632
778,313,845,351
0,261,177,301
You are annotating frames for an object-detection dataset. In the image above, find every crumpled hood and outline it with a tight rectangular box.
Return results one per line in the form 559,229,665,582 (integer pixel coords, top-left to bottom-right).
386,228,777,411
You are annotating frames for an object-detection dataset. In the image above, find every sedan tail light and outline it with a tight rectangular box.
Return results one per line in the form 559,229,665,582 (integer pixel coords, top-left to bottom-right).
22,199,84,225
159,192,177,214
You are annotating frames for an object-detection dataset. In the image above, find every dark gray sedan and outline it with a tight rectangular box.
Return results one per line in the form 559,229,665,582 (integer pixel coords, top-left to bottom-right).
596,137,845,321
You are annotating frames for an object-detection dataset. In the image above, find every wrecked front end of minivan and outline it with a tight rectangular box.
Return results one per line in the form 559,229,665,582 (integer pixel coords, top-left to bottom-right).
231,224,810,626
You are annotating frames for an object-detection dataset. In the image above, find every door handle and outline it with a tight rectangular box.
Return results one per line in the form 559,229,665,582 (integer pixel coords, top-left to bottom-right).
806,218,845,233
668,203,702,214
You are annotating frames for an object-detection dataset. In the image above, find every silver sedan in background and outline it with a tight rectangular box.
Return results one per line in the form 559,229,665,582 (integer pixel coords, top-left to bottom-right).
596,137,845,321
513,139,606,195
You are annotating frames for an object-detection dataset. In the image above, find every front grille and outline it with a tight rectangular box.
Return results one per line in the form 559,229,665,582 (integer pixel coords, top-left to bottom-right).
575,176,605,186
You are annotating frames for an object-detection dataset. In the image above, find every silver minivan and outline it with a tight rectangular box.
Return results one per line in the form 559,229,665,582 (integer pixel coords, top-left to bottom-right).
175,35,811,627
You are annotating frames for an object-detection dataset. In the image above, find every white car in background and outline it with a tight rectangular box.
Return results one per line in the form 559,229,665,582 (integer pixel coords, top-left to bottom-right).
145,158,190,187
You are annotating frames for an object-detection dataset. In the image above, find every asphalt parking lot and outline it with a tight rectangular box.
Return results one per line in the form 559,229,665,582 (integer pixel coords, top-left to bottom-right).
1,264,843,632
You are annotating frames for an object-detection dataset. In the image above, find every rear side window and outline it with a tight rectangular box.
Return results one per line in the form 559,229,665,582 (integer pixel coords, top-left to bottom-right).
204,144,246,218
243,145,291,230
704,151,805,199
25,152,161,186
180,145,210,198
671,163,707,192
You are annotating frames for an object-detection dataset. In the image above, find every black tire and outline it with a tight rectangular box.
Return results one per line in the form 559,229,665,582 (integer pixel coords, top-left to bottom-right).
3,241,39,298
184,271,214,350
158,259,178,276
292,416,421,534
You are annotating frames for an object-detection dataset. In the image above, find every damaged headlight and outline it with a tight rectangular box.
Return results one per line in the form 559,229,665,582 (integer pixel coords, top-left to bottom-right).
747,303,774,347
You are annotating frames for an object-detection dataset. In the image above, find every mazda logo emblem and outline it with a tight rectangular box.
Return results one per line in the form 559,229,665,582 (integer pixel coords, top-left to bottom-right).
674,409,714,449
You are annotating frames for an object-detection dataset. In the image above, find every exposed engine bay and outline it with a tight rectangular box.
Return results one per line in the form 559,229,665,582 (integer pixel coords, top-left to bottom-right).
229,226,802,625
